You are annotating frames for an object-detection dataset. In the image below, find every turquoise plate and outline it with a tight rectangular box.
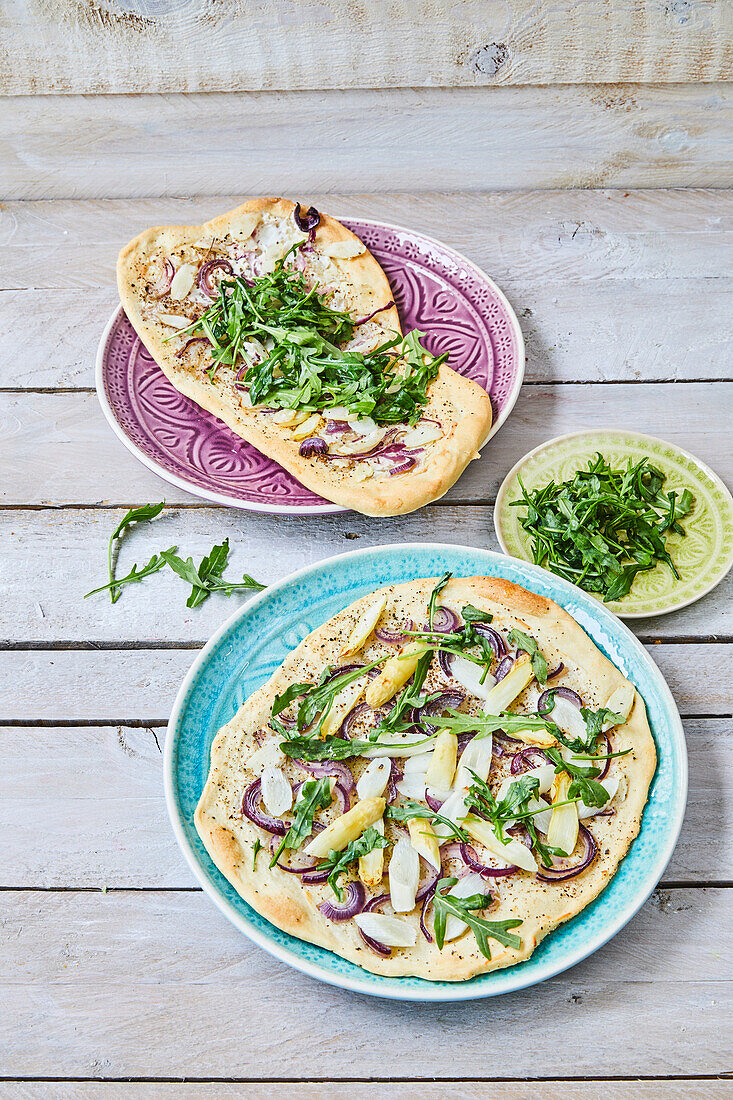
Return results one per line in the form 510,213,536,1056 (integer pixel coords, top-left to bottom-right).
164,544,687,1002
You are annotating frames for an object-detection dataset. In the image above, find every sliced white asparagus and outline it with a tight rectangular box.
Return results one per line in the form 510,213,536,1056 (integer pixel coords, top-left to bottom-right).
304,796,385,858
158,312,192,329
389,837,421,912
359,816,385,888
290,413,323,441
577,775,621,819
247,739,285,772
321,675,369,738
448,655,496,702
272,408,310,427
432,734,493,842
549,695,589,745
353,912,417,947
603,683,635,727
408,817,441,871
366,641,424,707
260,766,292,816
496,764,555,802
360,732,436,759
480,655,534,712
441,872,492,941
168,263,197,300
425,730,457,790
356,758,390,800
463,815,538,873
401,422,444,448
404,752,433,774
546,772,579,855
341,594,388,657
395,772,426,801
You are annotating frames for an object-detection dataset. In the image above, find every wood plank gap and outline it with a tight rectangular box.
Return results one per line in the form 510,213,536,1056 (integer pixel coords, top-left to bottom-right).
0,1075,730,1084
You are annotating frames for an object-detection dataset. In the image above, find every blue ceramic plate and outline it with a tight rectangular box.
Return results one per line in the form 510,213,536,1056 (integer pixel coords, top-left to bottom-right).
165,544,687,1001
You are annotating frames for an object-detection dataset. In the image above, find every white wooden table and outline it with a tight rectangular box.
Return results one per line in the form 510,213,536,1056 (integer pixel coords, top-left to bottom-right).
1,3,732,1094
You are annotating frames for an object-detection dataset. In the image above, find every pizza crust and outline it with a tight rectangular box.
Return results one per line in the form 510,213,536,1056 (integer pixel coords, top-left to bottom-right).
195,576,657,981
118,197,493,516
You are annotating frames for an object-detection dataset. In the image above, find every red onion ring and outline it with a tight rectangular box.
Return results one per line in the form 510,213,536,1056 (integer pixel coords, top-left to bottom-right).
325,419,351,434
293,203,321,232
318,881,366,921
459,842,517,878
357,893,392,956
424,790,444,812
492,732,514,758
374,619,415,645
417,690,465,732
241,778,288,835
293,759,355,793
437,649,454,678
420,884,436,942
472,623,507,658
388,457,417,476
354,300,395,325
415,856,442,902
510,746,552,774
494,656,514,682
386,759,403,803
299,437,328,457
537,685,584,711
439,841,471,878
175,336,208,359
151,258,174,298
536,824,597,882
198,258,233,297
428,606,462,634
547,662,565,679
595,733,612,781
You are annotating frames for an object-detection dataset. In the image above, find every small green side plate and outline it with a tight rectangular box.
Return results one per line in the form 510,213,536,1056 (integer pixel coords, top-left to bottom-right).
494,429,733,619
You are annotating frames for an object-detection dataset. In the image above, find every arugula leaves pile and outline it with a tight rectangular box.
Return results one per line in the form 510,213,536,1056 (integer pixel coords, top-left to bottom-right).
464,770,568,865
510,454,694,602
179,250,447,427
386,800,470,844
85,504,265,606
432,877,522,959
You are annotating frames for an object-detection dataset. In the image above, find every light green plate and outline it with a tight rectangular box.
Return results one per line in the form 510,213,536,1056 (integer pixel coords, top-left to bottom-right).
494,429,733,619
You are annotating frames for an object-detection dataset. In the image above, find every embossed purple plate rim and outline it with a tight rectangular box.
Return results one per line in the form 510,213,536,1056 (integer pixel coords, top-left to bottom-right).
96,216,525,514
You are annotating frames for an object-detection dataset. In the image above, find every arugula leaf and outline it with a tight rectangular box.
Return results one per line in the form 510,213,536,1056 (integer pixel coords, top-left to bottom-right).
272,682,314,718
386,800,470,844
320,826,388,900
437,710,556,740
159,540,265,607
568,776,611,807
280,732,435,761
580,706,626,744
370,650,435,740
269,777,334,867
84,548,174,598
428,572,452,630
507,628,548,685
288,656,386,736
104,502,165,603
432,877,522,959
509,455,694,602
461,604,493,624
252,837,262,870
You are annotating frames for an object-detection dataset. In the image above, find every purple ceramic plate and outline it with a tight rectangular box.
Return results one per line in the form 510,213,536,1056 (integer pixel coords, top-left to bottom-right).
96,217,524,514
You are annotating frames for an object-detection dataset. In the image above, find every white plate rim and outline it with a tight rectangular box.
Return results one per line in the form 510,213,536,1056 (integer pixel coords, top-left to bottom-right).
164,541,687,1002
494,428,733,619
95,215,525,514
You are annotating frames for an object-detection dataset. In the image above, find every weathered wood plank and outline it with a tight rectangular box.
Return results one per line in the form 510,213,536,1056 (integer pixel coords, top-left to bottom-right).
2,0,731,96
3,87,733,201
1,506,732,645
0,718,724,887
0,645,728,722
2,384,731,508
3,1087,730,1099
1,888,730,1078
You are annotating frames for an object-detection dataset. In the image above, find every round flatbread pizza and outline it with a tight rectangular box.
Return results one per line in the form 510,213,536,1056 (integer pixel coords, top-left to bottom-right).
195,575,656,981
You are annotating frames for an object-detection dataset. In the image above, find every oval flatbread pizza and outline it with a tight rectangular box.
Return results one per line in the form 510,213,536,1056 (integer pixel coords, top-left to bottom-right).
118,198,493,516
195,574,656,981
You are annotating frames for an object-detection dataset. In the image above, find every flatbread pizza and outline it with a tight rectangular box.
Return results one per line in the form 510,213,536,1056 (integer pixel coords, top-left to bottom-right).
118,198,493,516
195,574,656,981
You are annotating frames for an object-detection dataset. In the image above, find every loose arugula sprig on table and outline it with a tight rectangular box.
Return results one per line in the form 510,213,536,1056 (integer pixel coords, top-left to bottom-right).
175,248,447,427
269,776,334,868
432,877,522,959
510,454,694,602
85,504,266,606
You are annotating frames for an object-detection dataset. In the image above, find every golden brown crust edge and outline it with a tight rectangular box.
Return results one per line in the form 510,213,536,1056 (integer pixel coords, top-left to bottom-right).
194,575,657,982
117,198,493,517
